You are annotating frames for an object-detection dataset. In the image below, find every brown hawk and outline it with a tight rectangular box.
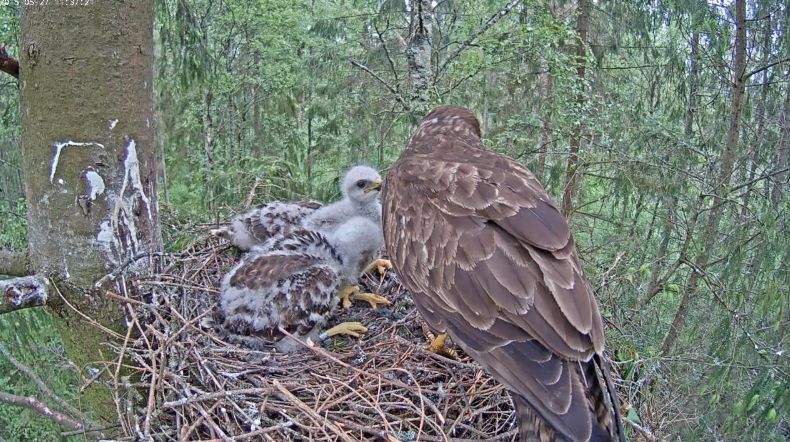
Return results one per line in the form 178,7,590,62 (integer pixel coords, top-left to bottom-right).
382,105,625,441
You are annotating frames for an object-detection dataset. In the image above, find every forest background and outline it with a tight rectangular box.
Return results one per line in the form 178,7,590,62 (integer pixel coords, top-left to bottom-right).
0,0,787,440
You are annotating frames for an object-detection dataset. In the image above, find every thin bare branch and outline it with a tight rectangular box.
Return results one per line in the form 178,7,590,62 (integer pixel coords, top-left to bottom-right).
731,167,790,193
623,417,657,442
0,391,84,431
0,342,84,419
745,56,790,80
374,20,399,83
350,60,410,111
94,252,170,289
436,0,521,78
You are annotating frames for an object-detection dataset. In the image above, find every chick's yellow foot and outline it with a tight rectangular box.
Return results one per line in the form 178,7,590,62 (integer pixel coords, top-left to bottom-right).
425,331,458,359
321,321,368,339
338,286,391,309
338,285,359,309
363,258,392,275
353,292,391,310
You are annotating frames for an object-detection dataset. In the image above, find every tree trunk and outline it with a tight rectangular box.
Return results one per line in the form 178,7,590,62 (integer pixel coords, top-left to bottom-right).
19,0,159,421
159,123,170,207
647,26,699,302
561,0,588,217
537,66,554,181
742,15,771,217
628,191,645,238
685,31,699,137
661,0,747,355
0,146,8,201
645,196,675,299
482,74,490,138
307,113,313,194
203,88,215,211
252,53,263,152
772,84,790,208
406,0,433,113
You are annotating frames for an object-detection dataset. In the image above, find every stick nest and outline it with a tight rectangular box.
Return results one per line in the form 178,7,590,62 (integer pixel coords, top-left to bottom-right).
109,234,520,441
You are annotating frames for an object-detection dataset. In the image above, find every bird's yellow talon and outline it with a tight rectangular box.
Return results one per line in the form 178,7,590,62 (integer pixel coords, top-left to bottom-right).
338,286,391,309
353,292,391,309
363,258,392,275
325,321,368,338
337,285,359,309
427,332,458,359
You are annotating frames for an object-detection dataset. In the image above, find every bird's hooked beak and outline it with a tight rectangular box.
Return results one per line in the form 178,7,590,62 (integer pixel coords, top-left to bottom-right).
364,178,383,193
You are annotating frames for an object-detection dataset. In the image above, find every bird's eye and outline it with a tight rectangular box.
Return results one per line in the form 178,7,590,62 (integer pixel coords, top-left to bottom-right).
356,180,367,188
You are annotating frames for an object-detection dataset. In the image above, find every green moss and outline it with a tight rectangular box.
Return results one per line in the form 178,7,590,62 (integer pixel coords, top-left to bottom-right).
47,281,128,427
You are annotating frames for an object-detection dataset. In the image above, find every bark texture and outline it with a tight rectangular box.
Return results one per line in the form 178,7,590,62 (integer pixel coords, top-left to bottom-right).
20,0,160,422
772,83,790,208
407,0,433,112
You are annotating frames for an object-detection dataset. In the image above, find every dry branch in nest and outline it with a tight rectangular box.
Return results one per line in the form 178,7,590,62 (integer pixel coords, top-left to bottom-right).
101,232,644,441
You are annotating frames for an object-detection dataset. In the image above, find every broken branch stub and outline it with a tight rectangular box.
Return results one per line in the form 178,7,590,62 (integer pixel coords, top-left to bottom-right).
0,275,49,314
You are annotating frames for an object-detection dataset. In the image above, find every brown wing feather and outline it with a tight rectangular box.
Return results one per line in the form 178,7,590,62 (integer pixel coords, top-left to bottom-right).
382,108,623,441
384,152,602,359
222,252,338,345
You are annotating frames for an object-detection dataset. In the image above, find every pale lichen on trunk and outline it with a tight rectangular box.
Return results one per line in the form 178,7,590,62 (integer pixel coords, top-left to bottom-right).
49,141,105,184
95,138,157,270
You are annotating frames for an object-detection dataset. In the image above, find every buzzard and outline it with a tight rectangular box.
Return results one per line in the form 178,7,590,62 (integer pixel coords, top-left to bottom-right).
211,165,385,252
382,105,625,441
220,217,384,352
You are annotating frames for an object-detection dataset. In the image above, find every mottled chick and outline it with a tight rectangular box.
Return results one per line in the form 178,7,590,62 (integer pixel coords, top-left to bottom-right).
211,200,322,251
219,216,384,353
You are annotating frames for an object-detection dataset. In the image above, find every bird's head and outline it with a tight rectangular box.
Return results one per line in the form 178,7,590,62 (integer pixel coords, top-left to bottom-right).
342,165,382,204
409,105,482,147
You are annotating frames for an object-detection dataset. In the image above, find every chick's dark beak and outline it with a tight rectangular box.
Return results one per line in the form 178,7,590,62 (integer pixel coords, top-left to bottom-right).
363,178,383,193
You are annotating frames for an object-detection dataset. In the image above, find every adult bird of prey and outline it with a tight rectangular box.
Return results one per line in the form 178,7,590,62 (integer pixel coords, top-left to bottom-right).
220,216,384,353
382,105,625,441
211,165,387,256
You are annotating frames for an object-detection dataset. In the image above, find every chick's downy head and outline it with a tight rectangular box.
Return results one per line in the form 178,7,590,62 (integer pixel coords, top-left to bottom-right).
342,165,382,204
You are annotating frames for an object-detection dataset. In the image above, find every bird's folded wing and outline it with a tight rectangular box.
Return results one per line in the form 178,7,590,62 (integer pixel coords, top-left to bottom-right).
384,150,604,357
383,148,614,441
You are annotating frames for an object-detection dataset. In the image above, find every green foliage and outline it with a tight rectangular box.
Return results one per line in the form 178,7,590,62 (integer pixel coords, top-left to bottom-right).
0,310,82,441
0,198,26,251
